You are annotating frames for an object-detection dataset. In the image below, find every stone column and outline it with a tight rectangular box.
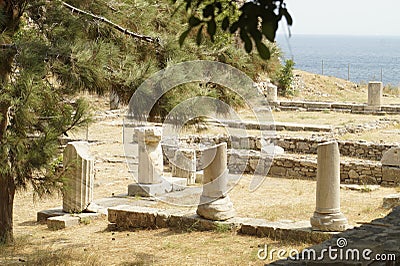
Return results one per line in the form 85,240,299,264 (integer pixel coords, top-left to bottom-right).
63,141,94,213
367,81,382,110
136,127,163,184
310,141,348,231
171,148,196,185
266,83,278,103
197,143,235,221
128,127,186,196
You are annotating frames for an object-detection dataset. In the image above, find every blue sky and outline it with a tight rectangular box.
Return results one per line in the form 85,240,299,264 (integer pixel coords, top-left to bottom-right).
278,0,400,36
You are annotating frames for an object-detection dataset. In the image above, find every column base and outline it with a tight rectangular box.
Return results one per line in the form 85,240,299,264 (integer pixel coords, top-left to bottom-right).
128,177,186,197
310,211,348,232
196,195,235,221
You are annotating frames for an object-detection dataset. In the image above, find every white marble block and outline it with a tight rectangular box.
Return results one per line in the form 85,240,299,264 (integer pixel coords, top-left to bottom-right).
135,127,163,184
63,141,94,213
128,127,187,197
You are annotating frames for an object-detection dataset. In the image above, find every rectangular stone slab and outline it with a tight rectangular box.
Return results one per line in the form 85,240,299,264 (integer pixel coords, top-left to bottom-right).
47,216,80,230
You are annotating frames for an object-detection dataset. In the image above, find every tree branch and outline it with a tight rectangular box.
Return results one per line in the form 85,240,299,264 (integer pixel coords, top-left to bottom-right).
62,2,160,45
0,44,17,50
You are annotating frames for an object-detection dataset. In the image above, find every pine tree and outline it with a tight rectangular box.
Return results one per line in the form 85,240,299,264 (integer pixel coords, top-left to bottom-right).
0,0,119,244
0,0,282,244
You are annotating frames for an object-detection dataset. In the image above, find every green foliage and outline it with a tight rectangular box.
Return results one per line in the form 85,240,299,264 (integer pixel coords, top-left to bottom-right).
277,59,295,96
80,217,91,225
214,222,231,233
0,0,283,197
177,0,292,59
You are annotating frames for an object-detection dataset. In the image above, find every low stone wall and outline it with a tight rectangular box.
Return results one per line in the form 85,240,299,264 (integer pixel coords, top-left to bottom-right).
220,119,333,132
277,137,394,161
275,100,400,114
227,151,393,186
175,135,397,161
163,147,395,186
108,205,331,243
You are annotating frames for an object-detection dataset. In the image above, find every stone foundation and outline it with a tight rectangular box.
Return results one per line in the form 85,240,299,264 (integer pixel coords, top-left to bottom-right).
170,134,397,161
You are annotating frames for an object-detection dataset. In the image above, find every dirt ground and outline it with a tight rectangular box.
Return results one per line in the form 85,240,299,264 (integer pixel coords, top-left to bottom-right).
2,73,400,265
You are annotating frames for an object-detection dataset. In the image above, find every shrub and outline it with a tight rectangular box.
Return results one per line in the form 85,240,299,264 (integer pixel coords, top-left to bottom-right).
277,59,295,96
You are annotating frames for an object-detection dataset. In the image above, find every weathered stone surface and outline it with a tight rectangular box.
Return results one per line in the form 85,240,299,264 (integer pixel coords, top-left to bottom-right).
269,165,287,176
135,126,163,184
275,100,400,115
37,208,65,223
85,202,107,215
381,147,400,167
274,146,285,155
367,81,383,109
197,143,235,221
265,83,278,102
348,169,359,179
62,141,94,213
107,202,330,243
128,177,186,197
197,195,235,221
47,215,80,230
311,141,348,232
382,166,400,182
108,205,158,229
383,194,400,209
310,212,348,232
177,131,397,161
171,148,196,185
255,81,278,103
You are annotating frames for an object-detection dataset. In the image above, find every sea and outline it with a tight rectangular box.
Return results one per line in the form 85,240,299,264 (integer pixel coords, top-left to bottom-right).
276,34,400,86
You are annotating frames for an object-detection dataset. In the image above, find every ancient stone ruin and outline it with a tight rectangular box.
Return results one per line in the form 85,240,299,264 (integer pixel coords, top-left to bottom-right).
381,147,400,184
367,81,383,111
310,141,348,231
197,142,235,221
62,141,95,213
128,126,186,197
171,147,197,186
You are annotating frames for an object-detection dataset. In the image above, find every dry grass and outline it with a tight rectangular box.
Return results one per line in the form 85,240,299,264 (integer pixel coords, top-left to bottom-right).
3,84,399,265
288,70,400,105
4,193,310,265
339,123,400,143
222,176,394,226
5,174,396,265
270,111,400,127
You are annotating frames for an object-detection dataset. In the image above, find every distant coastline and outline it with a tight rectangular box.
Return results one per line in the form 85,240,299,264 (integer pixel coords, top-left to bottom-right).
276,34,400,86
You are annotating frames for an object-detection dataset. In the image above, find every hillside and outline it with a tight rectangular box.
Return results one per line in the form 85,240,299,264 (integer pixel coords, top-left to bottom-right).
284,69,400,104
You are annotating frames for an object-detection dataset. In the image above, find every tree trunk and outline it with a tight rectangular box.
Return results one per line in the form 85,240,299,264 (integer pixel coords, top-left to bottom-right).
0,174,15,244
0,1,24,245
